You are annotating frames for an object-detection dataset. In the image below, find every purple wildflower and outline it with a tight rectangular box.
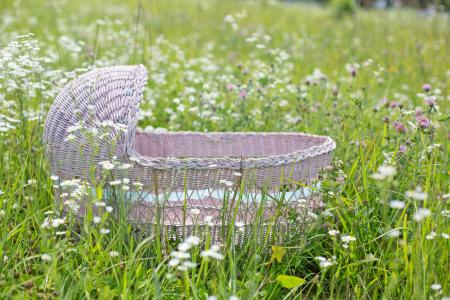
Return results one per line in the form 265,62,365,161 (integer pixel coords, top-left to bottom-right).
389,101,401,109
393,121,406,133
425,96,436,108
422,83,431,92
416,115,430,129
239,90,248,99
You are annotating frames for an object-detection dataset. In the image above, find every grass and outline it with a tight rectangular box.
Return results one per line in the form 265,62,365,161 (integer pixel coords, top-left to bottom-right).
0,0,448,298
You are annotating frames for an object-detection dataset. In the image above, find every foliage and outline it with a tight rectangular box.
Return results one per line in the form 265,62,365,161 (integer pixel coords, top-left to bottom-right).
331,0,358,17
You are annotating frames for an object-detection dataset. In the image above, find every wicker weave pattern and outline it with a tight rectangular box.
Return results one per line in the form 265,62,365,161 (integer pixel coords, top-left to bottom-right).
43,65,336,243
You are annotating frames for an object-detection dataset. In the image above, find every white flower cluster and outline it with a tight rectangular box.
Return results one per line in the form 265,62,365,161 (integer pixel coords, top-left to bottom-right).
0,34,45,96
200,245,224,260
371,165,396,181
41,215,65,229
315,256,337,269
169,236,201,271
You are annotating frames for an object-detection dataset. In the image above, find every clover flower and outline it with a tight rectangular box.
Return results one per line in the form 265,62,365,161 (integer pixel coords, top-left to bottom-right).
416,115,430,129
422,83,431,92
393,121,406,134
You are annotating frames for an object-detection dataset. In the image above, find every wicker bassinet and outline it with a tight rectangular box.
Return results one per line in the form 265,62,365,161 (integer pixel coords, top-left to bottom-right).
43,65,336,244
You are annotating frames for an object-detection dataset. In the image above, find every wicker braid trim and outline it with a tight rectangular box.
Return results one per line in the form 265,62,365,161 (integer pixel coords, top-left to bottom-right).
128,132,335,170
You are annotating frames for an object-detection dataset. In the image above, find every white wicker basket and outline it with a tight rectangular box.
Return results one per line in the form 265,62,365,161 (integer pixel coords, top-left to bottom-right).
43,65,336,244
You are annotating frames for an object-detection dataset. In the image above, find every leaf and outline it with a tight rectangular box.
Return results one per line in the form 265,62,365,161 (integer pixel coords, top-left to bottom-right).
276,275,306,289
270,246,286,263
96,185,103,200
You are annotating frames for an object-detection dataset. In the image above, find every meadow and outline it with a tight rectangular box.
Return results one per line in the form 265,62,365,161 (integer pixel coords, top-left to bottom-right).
0,0,449,298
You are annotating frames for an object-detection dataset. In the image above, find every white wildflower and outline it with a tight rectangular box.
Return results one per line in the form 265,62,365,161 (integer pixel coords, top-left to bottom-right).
176,265,189,272
387,229,401,238
341,235,356,243
64,200,80,212
118,163,132,170
426,232,436,240
389,200,405,209
204,215,214,226
66,124,82,133
406,187,427,201
308,212,318,219
41,254,52,262
431,283,442,291
235,221,245,227
200,245,224,260
171,251,191,260
51,218,65,227
190,208,200,216
441,210,450,218
328,229,340,236
100,228,110,234
413,208,431,222
99,161,115,170
185,235,201,246
181,261,197,269
109,251,119,257
219,179,233,187
315,256,337,269
109,180,121,186
371,165,396,180
321,209,334,217
64,134,76,142
168,258,180,267
133,182,143,189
